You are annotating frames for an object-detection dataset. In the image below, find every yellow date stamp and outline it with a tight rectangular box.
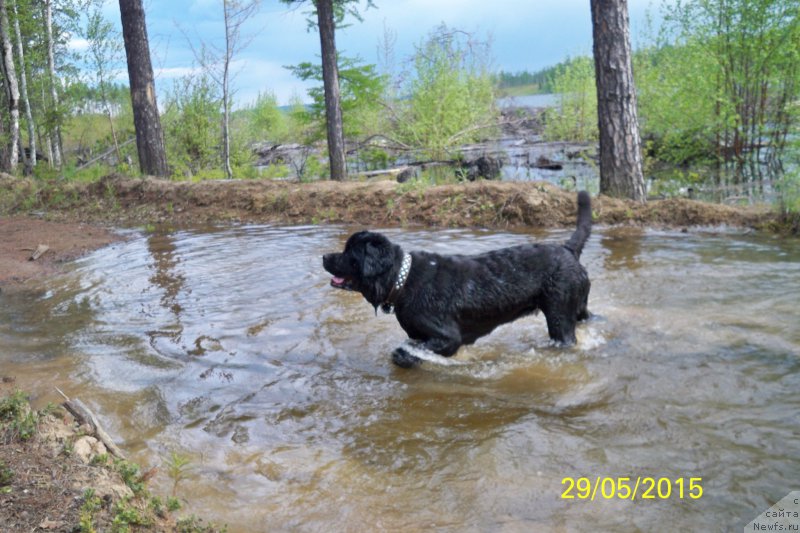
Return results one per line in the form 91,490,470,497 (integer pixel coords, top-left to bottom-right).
561,476,703,501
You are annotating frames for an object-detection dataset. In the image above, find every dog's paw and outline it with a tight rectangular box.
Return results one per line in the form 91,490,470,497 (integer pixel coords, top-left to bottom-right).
391,346,422,368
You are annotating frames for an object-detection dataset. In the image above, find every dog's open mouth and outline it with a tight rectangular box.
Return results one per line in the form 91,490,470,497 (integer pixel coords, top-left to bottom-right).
330,276,355,291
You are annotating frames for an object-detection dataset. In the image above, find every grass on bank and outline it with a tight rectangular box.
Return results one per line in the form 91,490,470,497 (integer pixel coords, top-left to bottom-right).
0,389,225,532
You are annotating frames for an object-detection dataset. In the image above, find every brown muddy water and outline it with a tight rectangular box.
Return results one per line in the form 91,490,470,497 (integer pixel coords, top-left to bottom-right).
1,225,799,532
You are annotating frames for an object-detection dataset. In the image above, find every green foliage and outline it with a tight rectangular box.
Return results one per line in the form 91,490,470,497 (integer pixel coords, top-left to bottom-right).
80,488,102,533
111,497,151,531
0,460,13,487
257,163,292,180
175,515,226,533
167,497,182,512
287,55,388,140
395,25,498,159
114,459,145,495
90,453,110,466
635,42,719,164
163,72,222,178
543,56,598,142
164,451,192,497
280,0,375,31
245,91,289,142
397,166,459,193
63,110,135,169
0,390,38,441
495,57,592,95
778,163,800,215
641,0,800,178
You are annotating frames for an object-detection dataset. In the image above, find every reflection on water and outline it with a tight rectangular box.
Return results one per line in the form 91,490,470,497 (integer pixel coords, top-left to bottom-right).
1,225,799,531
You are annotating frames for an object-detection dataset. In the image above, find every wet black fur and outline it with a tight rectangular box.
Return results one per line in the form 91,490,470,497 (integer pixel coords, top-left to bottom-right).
323,191,593,368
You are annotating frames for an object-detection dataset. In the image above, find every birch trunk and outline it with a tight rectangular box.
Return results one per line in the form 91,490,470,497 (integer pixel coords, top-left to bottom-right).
11,0,34,169
0,0,20,172
222,0,233,179
43,0,62,168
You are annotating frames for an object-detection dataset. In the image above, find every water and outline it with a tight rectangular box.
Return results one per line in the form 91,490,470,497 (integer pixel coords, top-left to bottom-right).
497,94,558,109
1,225,799,532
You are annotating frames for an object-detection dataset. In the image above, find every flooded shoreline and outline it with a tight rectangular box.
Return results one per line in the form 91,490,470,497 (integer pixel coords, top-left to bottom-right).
2,223,798,531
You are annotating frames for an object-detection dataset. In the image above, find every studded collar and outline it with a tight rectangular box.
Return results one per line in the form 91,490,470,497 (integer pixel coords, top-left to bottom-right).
380,252,412,314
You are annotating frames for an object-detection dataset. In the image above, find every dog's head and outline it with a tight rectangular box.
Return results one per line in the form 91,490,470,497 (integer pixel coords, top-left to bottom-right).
323,231,402,308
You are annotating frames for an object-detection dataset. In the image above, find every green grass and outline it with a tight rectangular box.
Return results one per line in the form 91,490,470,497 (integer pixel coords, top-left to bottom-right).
0,390,38,441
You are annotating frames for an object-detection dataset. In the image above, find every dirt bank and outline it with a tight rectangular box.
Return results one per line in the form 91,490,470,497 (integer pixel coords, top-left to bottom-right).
0,387,222,532
1,173,776,229
0,217,118,287
0,174,784,287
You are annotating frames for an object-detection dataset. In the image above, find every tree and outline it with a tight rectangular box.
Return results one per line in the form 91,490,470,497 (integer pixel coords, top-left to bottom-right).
0,0,20,172
10,0,34,171
162,71,222,177
284,0,374,181
287,54,386,140
395,26,497,160
221,1,259,179
647,0,800,184
182,0,260,180
119,0,168,176
543,56,598,142
590,0,646,201
43,0,62,167
84,2,124,162
314,0,346,180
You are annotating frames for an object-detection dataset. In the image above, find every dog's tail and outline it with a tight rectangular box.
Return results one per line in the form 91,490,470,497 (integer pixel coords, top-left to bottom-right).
564,191,592,259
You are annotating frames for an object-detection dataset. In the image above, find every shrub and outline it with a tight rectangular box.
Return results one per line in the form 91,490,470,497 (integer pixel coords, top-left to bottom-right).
543,56,598,142
394,24,498,160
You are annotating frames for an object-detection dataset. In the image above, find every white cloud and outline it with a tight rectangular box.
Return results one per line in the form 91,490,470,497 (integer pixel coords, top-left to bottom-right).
155,65,204,80
229,58,314,107
68,37,90,52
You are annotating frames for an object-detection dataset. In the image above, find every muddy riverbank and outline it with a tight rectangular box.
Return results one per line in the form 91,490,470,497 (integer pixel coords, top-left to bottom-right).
0,173,785,287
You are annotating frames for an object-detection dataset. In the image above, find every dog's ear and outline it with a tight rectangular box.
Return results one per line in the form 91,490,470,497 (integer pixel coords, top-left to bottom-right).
362,241,392,278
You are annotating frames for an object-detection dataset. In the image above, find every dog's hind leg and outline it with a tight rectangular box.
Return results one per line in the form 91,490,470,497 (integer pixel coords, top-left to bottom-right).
577,279,591,322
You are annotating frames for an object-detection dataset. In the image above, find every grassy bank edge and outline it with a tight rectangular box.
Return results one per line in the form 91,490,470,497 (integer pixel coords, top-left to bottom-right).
0,389,225,532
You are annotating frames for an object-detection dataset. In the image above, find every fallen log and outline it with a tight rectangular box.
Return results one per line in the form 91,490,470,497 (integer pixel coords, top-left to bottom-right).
56,388,126,460
28,244,49,261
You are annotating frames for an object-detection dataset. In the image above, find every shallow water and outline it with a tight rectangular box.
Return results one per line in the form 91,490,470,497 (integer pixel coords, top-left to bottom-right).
2,224,799,531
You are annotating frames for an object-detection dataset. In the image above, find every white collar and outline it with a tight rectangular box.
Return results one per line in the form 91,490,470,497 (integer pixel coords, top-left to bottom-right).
394,252,412,291
381,252,412,314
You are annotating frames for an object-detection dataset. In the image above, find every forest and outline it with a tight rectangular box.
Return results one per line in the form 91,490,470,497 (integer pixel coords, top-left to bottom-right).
0,0,797,224
2,2,800,532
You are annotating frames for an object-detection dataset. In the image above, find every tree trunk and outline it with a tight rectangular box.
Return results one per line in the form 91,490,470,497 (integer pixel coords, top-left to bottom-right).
11,0,34,170
222,0,233,179
119,0,168,176
590,0,646,202
0,0,20,172
43,0,62,168
316,0,346,181
103,94,122,163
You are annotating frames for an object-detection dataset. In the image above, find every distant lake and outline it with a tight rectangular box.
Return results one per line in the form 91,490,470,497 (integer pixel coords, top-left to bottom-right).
497,93,558,109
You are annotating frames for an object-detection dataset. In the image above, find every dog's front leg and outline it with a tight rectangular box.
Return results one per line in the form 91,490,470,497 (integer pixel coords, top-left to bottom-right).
391,343,423,368
391,331,462,368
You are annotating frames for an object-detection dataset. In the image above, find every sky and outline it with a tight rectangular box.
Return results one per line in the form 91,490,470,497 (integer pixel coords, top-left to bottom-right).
88,0,665,108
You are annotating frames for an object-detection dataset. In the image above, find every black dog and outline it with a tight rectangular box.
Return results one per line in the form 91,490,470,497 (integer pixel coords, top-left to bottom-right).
323,191,592,368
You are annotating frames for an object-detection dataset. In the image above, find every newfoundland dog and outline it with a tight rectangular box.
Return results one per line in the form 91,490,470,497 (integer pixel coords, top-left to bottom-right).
322,191,592,368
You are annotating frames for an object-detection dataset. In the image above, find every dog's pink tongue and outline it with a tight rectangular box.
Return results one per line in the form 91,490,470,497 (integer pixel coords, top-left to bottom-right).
331,276,345,285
